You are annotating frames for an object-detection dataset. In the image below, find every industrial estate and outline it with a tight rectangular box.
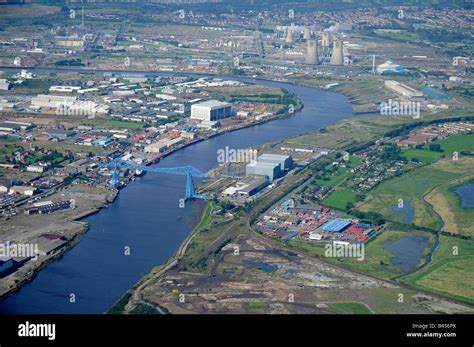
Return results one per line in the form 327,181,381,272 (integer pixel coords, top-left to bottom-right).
0,0,472,325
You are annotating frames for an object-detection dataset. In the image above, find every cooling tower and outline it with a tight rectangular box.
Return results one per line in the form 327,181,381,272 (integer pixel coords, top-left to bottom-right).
285,28,294,43
322,32,331,48
330,39,343,65
305,39,319,65
303,27,312,40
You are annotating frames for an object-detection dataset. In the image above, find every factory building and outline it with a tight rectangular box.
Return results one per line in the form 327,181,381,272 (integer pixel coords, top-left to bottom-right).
9,186,38,196
222,176,270,198
26,164,48,173
144,141,167,154
3,121,33,130
257,153,293,171
321,220,352,232
0,178,22,193
236,176,269,197
43,129,76,140
49,86,82,93
245,153,293,181
377,61,409,75
55,36,84,48
0,79,10,91
190,100,233,121
385,80,423,98
30,94,77,109
0,256,14,275
246,161,281,181
0,123,20,133
24,200,75,215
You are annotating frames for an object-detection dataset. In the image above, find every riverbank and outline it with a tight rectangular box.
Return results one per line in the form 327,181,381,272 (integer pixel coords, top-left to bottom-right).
118,106,474,313
2,66,466,314
0,221,88,299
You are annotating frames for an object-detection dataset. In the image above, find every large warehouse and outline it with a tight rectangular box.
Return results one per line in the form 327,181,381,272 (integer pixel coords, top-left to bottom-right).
246,161,281,181
321,220,352,232
190,100,233,121
257,153,293,171
245,153,293,181
384,80,423,98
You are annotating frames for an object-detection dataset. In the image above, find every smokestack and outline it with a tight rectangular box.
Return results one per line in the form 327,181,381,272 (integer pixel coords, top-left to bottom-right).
330,39,343,65
305,39,319,65
322,31,331,48
303,27,311,40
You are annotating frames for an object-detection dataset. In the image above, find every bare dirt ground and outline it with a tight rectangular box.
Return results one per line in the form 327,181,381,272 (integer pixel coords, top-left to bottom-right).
139,231,474,314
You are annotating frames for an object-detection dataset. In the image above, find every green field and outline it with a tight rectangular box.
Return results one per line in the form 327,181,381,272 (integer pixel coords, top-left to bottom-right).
314,167,350,189
0,137,21,163
194,202,213,232
402,148,442,163
79,118,145,131
244,302,269,310
321,188,357,210
402,133,474,163
129,303,159,314
33,141,106,156
357,156,474,232
401,235,474,305
430,133,474,153
327,302,372,314
425,176,474,235
373,29,422,44
178,202,238,272
205,84,286,104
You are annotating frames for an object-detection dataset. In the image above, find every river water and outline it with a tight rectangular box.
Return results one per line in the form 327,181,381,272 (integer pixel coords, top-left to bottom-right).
0,68,372,313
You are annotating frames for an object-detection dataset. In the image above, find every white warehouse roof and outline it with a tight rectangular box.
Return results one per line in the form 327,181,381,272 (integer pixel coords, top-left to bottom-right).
192,100,231,110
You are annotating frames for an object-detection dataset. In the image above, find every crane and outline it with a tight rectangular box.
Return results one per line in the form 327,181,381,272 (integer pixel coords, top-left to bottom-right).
101,158,208,200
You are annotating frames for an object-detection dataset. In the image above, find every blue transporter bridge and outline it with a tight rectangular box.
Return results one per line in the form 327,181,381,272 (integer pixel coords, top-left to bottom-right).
101,158,208,200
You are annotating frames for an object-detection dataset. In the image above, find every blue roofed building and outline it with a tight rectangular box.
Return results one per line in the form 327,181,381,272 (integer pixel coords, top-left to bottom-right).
321,219,352,232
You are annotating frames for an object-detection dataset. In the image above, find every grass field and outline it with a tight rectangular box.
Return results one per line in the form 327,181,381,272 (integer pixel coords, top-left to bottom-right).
276,112,474,151
327,302,372,314
321,188,357,210
0,137,21,163
373,29,423,44
178,202,237,272
425,176,474,235
76,118,145,131
402,133,474,163
402,148,442,163
0,4,60,20
357,156,474,232
288,225,434,279
194,202,213,233
401,235,474,305
430,133,474,153
244,302,269,310
33,141,106,156
314,167,350,189
205,84,285,104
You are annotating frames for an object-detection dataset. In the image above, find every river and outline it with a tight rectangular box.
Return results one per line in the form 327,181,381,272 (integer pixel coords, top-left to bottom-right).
0,68,372,313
